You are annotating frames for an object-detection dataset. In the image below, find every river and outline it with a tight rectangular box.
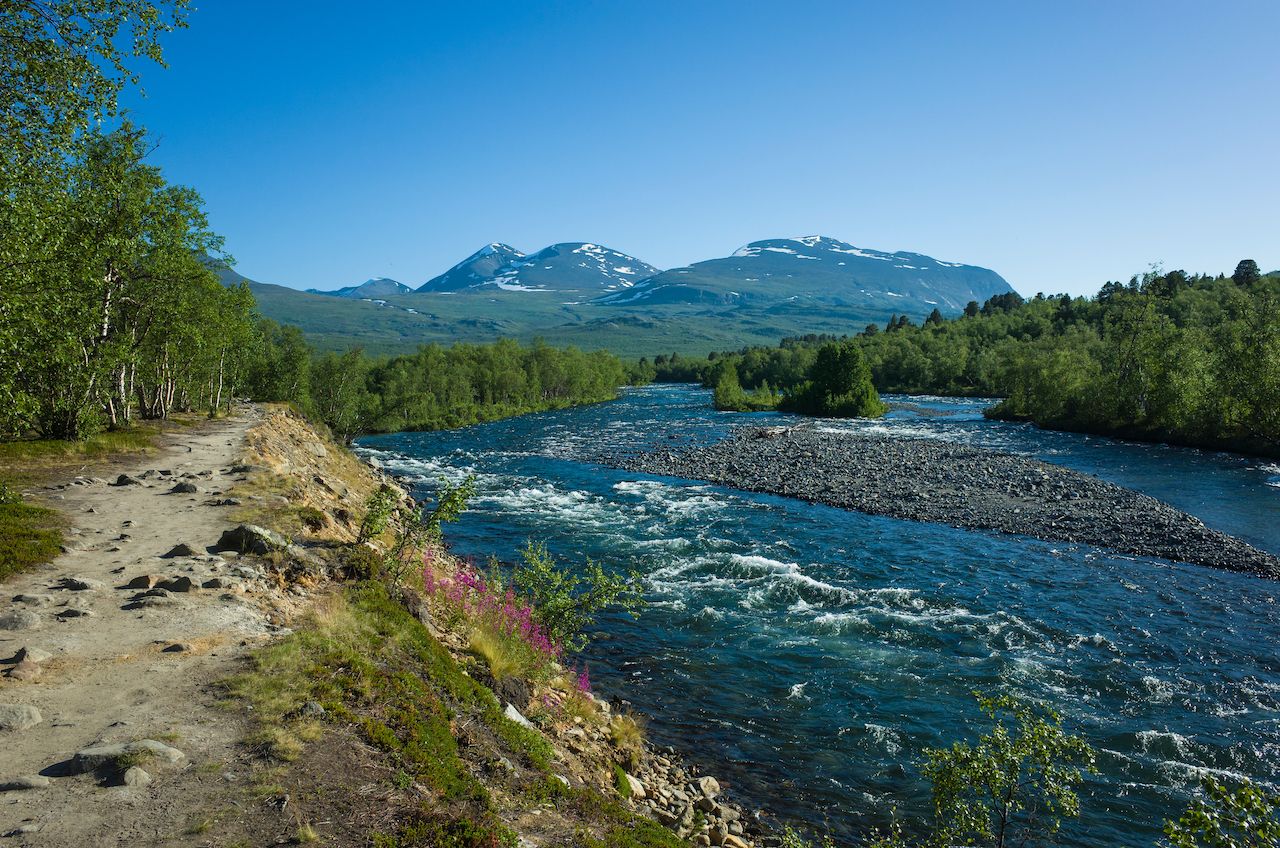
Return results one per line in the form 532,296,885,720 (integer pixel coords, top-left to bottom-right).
356,385,1280,846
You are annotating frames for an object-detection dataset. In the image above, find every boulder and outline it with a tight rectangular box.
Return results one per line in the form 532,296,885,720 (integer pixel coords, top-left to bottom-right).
125,575,157,589
215,524,287,555
121,766,152,787
0,704,42,732
57,575,104,591
0,609,41,631
162,543,199,558
169,482,199,494
73,739,185,774
697,775,721,798
155,576,196,593
112,474,143,486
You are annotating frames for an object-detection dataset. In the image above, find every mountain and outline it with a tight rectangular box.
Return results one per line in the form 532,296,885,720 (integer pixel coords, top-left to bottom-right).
417,242,659,294
596,236,1012,311
222,235,1020,358
307,277,413,299
416,243,528,292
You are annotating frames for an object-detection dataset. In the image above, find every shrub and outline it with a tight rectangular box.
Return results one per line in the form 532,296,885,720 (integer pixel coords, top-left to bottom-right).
1164,777,1280,848
512,541,645,653
922,693,1095,848
357,484,399,543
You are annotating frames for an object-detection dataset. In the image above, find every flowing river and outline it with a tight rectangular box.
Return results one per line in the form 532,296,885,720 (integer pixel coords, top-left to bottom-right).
356,385,1280,847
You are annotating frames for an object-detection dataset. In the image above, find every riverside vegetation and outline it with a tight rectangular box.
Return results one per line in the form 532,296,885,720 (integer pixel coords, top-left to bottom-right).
642,265,1280,456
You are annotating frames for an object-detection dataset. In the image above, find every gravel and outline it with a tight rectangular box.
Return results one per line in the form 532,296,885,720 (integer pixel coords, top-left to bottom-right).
611,425,1280,579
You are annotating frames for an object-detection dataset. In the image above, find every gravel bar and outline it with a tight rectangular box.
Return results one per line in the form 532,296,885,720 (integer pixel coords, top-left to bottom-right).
610,425,1280,579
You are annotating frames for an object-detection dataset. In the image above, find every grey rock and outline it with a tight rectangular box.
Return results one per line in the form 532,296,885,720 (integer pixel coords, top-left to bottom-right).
162,542,199,557
0,775,50,791
0,704,42,732
6,661,42,681
215,524,287,555
73,739,185,773
112,474,144,486
10,594,51,607
14,647,51,665
0,609,41,630
161,642,192,653
155,576,196,593
169,482,199,494
57,575,105,591
305,441,328,458
300,700,326,718
201,577,232,589
124,574,157,589
4,824,40,836
54,607,93,619
121,766,152,787
504,703,533,729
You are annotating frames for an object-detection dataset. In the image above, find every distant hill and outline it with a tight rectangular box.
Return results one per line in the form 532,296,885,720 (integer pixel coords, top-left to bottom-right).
598,236,1011,312
216,236,1018,358
418,242,658,294
308,277,413,299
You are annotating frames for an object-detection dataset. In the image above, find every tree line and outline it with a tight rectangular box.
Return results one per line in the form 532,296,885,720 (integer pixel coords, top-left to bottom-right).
247,326,626,443
643,262,1280,455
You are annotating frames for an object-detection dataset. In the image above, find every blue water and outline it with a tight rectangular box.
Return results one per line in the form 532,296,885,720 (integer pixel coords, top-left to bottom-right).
357,385,1280,846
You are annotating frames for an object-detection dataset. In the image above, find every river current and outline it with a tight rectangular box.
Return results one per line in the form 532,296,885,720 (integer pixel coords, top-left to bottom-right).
356,385,1280,846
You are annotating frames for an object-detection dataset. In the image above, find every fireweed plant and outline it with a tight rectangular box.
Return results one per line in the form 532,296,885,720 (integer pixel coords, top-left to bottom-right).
422,551,563,683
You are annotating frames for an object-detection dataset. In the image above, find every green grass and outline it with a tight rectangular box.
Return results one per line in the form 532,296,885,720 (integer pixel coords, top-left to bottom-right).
0,497,62,581
228,581,550,845
0,427,157,464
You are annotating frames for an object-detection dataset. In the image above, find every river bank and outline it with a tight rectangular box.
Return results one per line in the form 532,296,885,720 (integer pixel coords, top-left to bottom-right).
1,403,773,848
610,423,1280,578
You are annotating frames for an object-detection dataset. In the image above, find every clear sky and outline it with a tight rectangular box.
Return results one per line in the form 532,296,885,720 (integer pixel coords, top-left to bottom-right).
119,0,1279,296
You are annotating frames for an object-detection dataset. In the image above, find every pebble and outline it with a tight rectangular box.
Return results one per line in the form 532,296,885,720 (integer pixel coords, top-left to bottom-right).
614,426,1280,577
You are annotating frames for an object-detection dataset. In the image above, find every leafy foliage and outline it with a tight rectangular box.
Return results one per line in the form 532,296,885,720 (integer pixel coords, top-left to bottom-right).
778,338,888,418
1164,778,1280,848
921,694,1095,848
650,266,1280,455
512,541,646,654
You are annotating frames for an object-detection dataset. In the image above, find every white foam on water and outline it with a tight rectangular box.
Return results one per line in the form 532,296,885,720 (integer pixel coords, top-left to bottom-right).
787,682,811,700
862,723,903,754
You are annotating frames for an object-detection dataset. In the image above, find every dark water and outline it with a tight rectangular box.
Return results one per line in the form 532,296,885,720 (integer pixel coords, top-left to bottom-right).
357,385,1280,846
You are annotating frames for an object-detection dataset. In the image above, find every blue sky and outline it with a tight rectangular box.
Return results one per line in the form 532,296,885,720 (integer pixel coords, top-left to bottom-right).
120,1,1279,296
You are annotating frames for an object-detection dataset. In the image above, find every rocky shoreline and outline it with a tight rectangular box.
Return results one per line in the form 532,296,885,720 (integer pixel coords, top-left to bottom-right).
609,424,1280,579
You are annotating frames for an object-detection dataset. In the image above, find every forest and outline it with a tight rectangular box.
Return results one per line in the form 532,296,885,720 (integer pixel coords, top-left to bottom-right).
644,265,1280,456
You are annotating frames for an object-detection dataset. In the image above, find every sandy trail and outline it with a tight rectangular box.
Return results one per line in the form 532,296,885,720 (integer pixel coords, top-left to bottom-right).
0,409,283,845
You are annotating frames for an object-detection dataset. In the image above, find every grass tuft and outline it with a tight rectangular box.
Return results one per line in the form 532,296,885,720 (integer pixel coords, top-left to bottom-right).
609,712,647,771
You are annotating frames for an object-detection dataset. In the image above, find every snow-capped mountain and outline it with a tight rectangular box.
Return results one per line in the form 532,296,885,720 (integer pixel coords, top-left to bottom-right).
416,244,529,292
595,236,1013,310
417,242,659,294
308,277,413,299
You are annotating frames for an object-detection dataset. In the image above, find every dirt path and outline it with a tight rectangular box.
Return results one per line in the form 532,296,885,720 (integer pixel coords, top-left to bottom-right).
0,409,287,845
